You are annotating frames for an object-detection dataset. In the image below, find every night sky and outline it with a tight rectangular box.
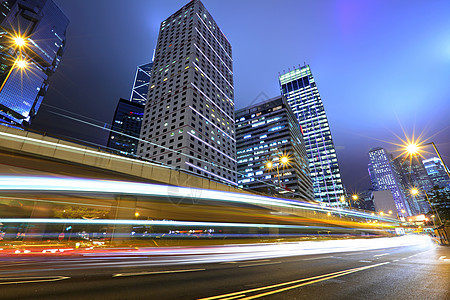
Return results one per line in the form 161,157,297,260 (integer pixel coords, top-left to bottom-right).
31,0,450,192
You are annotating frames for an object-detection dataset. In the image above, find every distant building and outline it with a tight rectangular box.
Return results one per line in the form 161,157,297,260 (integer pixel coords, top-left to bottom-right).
107,61,152,155
368,147,412,217
0,0,68,128
137,0,236,185
394,156,433,214
423,157,450,190
130,62,153,105
279,64,344,205
107,98,144,156
236,95,313,200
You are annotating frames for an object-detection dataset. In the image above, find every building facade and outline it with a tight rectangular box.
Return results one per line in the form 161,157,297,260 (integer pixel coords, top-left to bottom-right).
107,98,144,156
236,95,313,200
279,64,344,205
137,0,236,185
394,156,432,213
368,147,412,217
130,62,153,105
0,0,68,128
422,157,450,190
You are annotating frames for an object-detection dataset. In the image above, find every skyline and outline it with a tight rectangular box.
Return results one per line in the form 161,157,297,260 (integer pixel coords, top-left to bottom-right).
30,0,450,191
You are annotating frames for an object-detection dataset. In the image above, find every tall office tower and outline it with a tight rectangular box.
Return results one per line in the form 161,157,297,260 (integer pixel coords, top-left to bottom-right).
236,95,313,200
107,98,144,156
137,0,236,185
394,156,433,213
422,157,450,190
279,64,343,205
0,0,68,128
368,147,412,217
130,62,153,105
107,62,153,155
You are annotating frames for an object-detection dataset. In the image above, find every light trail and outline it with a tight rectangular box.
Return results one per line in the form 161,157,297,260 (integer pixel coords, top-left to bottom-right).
0,176,400,223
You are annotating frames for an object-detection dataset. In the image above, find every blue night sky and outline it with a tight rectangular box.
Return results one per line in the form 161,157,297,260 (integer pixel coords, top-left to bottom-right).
32,0,450,191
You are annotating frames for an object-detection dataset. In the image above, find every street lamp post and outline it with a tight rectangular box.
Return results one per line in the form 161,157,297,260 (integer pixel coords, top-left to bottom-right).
0,35,28,94
266,155,290,194
406,141,450,180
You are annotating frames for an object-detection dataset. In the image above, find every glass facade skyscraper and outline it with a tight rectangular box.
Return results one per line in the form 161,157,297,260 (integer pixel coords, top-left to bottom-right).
422,157,450,190
137,0,236,185
107,98,144,156
108,62,152,155
236,95,313,200
368,147,412,217
0,0,68,128
279,64,343,205
394,156,432,213
130,62,153,105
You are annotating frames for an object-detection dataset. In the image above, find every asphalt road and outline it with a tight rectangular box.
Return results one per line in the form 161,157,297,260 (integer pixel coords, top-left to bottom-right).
0,237,449,300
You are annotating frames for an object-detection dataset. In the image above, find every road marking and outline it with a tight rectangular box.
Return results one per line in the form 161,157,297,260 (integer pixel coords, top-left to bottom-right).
239,262,281,268
0,276,69,285
302,256,334,261
222,260,270,264
221,295,247,300
438,256,449,262
113,268,205,277
401,257,407,260
393,260,399,262
198,262,390,300
359,260,372,263
374,253,389,257
344,252,362,256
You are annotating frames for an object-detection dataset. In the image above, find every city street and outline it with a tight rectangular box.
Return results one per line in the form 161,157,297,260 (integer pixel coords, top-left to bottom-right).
0,237,448,299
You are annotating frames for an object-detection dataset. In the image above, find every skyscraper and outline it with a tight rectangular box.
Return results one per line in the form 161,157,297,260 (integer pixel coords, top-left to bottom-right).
394,156,433,213
236,95,313,200
279,64,343,205
130,62,153,105
137,0,236,185
368,147,411,217
422,157,450,190
107,62,153,155
107,98,144,156
0,0,68,128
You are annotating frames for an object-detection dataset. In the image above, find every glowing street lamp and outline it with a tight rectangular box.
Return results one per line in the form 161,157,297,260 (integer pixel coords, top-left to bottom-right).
0,58,28,94
379,211,384,216
404,142,450,181
410,187,442,226
13,36,26,47
265,154,290,193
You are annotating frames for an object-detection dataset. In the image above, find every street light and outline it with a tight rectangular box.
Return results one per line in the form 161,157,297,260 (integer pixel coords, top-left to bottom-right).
404,142,450,181
0,58,28,94
265,154,290,193
13,36,26,47
410,187,442,226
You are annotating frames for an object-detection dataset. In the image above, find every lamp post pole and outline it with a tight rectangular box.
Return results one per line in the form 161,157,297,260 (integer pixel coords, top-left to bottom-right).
430,142,450,180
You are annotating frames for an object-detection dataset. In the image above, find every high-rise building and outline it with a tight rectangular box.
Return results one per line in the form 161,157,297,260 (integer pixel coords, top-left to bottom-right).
107,62,153,155
130,62,153,105
137,0,236,185
0,0,68,128
279,64,343,205
236,95,313,200
368,147,411,217
107,98,144,156
394,156,433,213
422,157,450,190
